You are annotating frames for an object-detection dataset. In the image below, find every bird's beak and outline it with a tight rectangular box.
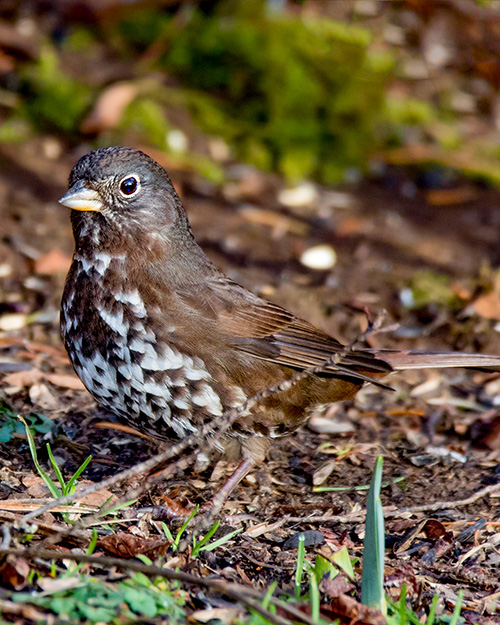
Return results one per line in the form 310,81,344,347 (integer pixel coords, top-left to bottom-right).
58,180,103,212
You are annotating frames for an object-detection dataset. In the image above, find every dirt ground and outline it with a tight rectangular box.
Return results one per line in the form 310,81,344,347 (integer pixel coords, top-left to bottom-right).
1,135,500,622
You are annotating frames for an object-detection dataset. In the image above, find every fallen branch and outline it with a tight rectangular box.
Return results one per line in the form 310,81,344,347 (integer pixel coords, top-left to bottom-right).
287,481,500,524
0,547,317,625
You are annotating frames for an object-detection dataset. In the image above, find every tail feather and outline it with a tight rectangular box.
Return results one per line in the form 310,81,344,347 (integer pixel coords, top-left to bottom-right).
369,349,500,372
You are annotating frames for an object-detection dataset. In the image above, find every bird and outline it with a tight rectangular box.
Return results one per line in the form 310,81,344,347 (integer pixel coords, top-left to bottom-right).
59,146,500,508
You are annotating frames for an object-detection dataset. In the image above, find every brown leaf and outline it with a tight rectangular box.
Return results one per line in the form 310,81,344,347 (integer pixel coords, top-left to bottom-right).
44,373,85,391
191,608,239,623
22,475,51,498
471,292,500,320
385,564,418,598
425,187,478,205
1,368,85,391
34,249,72,275
0,555,30,590
29,382,59,410
75,482,117,508
2,368,44,387
319,575,353,598
325,594,386,625
423,519,447,540
99,531,170,558
81,81,139,134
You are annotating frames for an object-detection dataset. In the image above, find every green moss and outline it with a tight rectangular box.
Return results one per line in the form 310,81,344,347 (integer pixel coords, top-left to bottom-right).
116,3,394,183
121,98,171,149
408,271,461,310
0,119,31,143
19,46,93,136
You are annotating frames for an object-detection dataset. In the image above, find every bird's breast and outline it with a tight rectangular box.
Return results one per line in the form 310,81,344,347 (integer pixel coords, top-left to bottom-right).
61,252,240,440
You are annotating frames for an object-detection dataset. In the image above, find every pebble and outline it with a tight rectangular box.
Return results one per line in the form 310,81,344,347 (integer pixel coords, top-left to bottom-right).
283,530,324,550
0,263,12,277
0,313,27,331
166,129,188,153
300,244,336,270
278,182,317,207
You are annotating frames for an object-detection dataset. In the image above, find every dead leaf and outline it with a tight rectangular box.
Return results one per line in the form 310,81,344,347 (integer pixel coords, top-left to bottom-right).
37,576,82,593
1,368,85,391
312,460,336,486
471,292,500,320
1,368,44,387
44,373,85,391
244,518,287,539
94,421,151,438
22,475,51,498
425,187,478,205
385,564,418,598
0,500,96,514
319,575,353,598
81,81,139,134
99,531,170,558
29,382,59,410
191,608,239,623
423,519,447,540
34,249,72,275
324,594,386,625
72,481,117,508
0,555,30,590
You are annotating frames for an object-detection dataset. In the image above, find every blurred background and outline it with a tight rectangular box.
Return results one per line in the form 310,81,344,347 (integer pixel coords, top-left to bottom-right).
3,0,500,450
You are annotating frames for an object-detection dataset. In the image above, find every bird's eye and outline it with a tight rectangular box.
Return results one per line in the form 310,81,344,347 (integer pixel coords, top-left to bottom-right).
119,176,139,196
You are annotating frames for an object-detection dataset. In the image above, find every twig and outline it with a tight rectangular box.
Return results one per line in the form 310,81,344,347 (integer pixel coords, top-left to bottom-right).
0,525,10,550
287,481,500,524
0,547,318,625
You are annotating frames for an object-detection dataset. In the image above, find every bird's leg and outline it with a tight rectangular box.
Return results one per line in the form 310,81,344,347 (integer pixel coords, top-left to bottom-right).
190,457,255,533
147,457,255,526
203,457,255,514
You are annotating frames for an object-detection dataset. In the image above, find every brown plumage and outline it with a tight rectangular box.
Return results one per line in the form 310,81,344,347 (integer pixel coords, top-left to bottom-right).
59,146,500,505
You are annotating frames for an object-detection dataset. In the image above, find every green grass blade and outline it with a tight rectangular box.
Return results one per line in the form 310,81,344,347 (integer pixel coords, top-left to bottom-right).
309,570,320,623
399,584,407,625
192,520,220,556
262,580,277,610
65,455,92,494
160,521,174,542
18,415,62,499
295,533,306,599
173,505,198,550
361,456,386,615
46,443,67,493
449,590,463,625
427,593,439,625
87,529,98,555
200,526,243,552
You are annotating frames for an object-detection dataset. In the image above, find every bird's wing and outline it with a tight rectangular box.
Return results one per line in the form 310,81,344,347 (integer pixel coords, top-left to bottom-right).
177,278,391,384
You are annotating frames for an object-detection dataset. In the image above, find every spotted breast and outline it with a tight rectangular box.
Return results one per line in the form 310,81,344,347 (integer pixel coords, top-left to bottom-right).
61,247,231,441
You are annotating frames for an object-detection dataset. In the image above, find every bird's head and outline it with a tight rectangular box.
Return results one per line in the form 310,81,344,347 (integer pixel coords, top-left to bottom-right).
60,146,191,244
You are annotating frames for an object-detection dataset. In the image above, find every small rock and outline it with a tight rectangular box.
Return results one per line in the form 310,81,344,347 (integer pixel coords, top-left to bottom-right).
309,415,355,434
0,313,27,331
208,138,231,162
283,530,324,550
0,263,12,277
278,182,317,207
167,129,188,154
300,244,336,270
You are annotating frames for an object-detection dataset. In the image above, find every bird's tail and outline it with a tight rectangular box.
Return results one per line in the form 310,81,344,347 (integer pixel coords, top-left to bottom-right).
369,349,500,372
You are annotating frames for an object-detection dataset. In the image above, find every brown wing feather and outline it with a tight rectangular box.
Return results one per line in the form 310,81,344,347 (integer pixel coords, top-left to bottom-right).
178,278,392,384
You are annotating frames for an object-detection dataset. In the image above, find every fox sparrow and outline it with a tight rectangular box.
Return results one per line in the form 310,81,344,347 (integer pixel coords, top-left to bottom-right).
60,147,500,501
